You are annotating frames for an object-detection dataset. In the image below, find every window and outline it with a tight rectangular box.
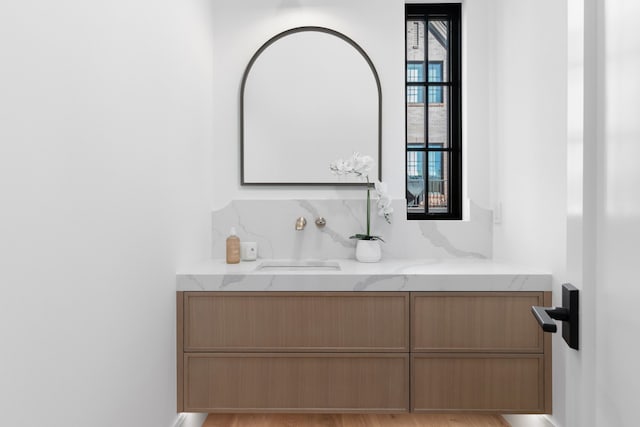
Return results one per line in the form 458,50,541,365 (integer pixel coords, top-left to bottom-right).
407,151,423,177
405,3,461,220
407,63,424,103
428,62,443,103
407,62,424,82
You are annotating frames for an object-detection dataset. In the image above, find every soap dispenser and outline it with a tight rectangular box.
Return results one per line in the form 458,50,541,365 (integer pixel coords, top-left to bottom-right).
226,227,241,264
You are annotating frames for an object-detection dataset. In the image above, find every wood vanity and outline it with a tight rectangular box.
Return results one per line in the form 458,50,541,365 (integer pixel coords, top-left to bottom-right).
176,290,551,414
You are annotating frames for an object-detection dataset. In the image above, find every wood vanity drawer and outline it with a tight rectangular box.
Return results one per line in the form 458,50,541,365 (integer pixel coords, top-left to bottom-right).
411,292,544,352
411,354,545,413
183,292,409,352
184,353,409,413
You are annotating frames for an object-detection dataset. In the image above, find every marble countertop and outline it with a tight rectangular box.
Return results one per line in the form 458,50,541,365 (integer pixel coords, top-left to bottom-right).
176,258,552,292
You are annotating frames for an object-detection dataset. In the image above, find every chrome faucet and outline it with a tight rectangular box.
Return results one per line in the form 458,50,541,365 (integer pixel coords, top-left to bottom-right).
295,216,307,231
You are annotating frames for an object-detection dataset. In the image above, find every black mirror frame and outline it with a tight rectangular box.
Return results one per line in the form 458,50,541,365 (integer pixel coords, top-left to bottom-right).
240,26,382,186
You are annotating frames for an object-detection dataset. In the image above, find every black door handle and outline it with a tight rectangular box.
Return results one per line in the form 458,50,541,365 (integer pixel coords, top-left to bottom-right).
531,306,569,332
531,283,579,350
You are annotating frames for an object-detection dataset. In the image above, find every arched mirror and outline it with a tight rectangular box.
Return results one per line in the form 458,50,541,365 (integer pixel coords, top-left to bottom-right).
241,26,381,185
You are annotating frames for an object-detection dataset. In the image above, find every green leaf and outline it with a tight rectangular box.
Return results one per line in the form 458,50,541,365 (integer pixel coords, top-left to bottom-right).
349,234,385,243
349,234,370,240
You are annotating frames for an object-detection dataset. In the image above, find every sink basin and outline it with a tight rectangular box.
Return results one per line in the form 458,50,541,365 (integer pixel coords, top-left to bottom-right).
255,260,341,271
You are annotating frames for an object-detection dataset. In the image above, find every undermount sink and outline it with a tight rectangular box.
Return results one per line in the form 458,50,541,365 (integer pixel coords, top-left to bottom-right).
255,260,341,271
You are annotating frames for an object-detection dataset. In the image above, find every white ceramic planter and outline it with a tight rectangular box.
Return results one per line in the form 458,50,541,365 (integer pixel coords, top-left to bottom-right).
355,240,382,263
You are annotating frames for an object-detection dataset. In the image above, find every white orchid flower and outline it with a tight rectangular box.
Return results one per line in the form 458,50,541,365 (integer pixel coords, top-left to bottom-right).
378,205,393,223
351,153,373,176
374,180,388,195
377,195,391,209
329,158,347,175
329,152,393,237
330,152,373,178
377,198,393,224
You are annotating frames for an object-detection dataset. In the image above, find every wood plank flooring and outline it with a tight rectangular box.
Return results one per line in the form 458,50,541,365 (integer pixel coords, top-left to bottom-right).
203,413,510,427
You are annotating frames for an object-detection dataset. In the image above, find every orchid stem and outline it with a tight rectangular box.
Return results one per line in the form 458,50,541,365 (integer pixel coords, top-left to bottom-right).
366,177,371,237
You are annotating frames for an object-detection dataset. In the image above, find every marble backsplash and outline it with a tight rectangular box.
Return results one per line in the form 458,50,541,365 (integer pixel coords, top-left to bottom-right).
211,199,493,260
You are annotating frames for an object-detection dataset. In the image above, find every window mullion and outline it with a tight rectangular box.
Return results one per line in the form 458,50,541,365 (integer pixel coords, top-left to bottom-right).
424,16,430,215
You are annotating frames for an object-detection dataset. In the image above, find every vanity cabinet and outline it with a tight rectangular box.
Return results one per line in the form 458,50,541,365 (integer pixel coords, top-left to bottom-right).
183,292,409,352
177,291,551,414
184,353,408,413
178,292,410,413
411,292,551,413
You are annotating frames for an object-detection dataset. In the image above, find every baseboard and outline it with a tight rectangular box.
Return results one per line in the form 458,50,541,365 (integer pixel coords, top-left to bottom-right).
175,413,556,427
173,414,186,427
172,413,208,427
544,415,561,427
502,414,556,427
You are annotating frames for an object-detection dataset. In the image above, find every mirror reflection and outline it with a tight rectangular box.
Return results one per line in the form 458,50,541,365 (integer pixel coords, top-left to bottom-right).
241,27,381,185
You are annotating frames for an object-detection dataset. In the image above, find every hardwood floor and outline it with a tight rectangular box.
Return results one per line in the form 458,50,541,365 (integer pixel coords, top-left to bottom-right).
203,413,510,427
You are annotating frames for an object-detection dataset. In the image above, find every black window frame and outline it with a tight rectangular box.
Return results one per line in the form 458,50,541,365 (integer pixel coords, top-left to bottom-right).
405,3,462,220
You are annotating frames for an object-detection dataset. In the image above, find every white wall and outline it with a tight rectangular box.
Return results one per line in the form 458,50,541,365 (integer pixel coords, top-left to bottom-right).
489,0,569,425
561,0,597,426
583,0,640,427
561,1,640,425
210,0,492,212
0,1,213,426
491,0,568,269
593,0,640,424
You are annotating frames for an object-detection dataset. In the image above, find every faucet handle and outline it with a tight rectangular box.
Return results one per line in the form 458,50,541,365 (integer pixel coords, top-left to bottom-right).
315,217,326,228
295,216,307,230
